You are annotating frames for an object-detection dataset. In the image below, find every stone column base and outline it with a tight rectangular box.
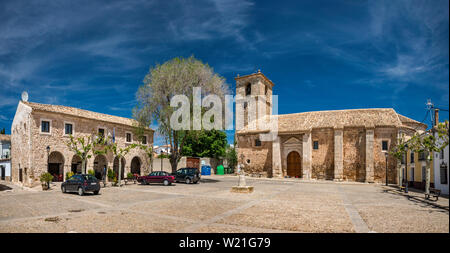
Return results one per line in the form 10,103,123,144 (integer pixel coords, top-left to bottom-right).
231,186,254,193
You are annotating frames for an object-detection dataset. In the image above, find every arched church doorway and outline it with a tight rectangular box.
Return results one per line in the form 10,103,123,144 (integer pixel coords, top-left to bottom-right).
287,151,302,178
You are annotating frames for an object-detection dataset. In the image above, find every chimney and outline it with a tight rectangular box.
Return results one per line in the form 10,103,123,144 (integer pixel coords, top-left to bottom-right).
434,109,439,127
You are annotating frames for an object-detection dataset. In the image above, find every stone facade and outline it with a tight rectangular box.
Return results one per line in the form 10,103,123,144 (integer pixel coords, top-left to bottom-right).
11,101,153,187
235,71,427,183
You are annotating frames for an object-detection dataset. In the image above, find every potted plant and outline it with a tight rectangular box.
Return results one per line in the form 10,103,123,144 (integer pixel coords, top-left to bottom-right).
40,172,53,190
88,169,95,176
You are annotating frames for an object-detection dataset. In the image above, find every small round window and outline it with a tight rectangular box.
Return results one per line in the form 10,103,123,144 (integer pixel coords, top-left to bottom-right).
246,159,251,164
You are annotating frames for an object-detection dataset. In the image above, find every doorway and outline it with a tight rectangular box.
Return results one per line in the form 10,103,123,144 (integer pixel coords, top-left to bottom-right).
287,151,302,178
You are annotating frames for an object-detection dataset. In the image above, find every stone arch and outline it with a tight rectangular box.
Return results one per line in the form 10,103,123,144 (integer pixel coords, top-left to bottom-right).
113,156,126,180
93,155,108,180
48,151,65,182
130,156,142,176
287,151,302,178
71,155,82,174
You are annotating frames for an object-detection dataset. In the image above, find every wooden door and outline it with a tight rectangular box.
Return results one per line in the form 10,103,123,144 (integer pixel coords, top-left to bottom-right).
287,151,302,178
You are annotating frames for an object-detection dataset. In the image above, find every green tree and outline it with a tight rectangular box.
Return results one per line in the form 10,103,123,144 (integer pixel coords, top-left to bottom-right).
389,133,409,187
181,130,227,158
409,121,449,196
134,56,229,173
66,133,108,174
225,143,238,171
107,141,138,187
0,128,5,134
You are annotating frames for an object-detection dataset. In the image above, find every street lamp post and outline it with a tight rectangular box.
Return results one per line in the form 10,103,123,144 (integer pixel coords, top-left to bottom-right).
404,144,409,193
384,152,388,186
46,146,50,188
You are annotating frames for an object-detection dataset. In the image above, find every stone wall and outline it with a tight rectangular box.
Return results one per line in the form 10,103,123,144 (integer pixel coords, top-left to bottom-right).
11,107,153,187
373,128,398,184
343,128,365,182
237,134,272,176
311,129,334,180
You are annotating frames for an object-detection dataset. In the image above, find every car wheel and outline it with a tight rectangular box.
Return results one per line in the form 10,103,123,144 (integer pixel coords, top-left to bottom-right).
185,178,191,184
93,190,99,195
61,186,66,193
193,180,198,184
78,187,84,196
163,179,169,186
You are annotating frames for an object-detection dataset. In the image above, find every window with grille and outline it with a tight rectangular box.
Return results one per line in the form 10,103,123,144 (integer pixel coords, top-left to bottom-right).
126,133,132,143
410,152,415,163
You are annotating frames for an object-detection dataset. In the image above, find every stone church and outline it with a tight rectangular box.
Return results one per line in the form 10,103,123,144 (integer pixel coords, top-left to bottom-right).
235,71,427,183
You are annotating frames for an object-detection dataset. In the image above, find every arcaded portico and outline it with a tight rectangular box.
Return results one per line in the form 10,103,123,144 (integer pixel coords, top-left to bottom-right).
11,100,153,187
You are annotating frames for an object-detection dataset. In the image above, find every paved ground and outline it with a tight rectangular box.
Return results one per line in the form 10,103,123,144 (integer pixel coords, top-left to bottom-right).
0,176,448,233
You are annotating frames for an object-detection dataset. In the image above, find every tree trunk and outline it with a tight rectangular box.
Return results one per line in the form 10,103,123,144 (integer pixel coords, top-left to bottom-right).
170,155,178,174
397,161,402,187
82,159,86,174
118,158,122,187
425,156,431,195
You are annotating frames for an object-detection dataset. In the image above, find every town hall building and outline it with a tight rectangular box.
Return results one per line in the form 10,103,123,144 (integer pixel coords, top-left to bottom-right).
235,71,427,184
11,100,153,187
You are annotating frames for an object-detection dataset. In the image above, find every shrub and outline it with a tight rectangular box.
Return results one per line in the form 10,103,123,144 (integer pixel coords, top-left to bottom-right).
88,169,95,176
107,168,115,180
127,172,134,179
40,172,53,183
65,171,74,180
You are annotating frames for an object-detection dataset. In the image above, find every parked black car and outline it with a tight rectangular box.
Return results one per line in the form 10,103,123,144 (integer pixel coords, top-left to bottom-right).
61,174,100,196
173,168,200,184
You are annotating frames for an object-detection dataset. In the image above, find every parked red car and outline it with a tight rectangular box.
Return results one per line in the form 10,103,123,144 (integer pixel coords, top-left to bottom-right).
137,171,175,186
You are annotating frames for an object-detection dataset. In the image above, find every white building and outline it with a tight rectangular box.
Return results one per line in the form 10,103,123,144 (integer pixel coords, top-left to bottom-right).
0,134,11,181
431,109,448,195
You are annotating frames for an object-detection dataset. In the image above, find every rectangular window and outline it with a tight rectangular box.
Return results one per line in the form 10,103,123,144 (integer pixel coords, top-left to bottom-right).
41,121,50,133
255,139,261,147
142,136,147,144
382,141,388,151
98,128,105,137
410,152,415,163
422,166,426,182
65,123,73,135
126,133,132,143
401,154,405,164
441,167,448,184
440,149,444,159
419,152,427,161
313,141,319,150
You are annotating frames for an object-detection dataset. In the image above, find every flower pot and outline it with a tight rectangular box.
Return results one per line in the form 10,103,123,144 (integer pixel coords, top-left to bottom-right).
41,183,49,190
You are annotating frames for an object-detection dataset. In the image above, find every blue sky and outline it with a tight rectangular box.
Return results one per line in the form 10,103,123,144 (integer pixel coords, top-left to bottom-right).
0,0,448,146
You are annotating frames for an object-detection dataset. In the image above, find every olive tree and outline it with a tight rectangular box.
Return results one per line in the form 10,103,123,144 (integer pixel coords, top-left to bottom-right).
134,56,229,173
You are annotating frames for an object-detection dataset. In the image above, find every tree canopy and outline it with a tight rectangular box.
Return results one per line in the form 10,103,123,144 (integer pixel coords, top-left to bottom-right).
181,130,227,158
134,56,230,172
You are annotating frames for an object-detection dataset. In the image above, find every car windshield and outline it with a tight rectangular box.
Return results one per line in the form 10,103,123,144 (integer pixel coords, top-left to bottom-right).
82,175,97,181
